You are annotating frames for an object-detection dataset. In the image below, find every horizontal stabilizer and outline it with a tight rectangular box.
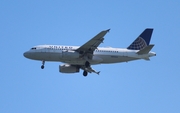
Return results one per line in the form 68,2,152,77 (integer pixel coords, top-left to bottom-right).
137,44,154,55
143,57,150,61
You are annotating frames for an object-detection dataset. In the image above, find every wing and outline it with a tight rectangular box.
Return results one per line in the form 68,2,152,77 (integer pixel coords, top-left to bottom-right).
76,29,110,54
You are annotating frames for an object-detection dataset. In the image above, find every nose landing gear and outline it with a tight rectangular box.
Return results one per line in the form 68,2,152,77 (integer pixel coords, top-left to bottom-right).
41,61,45,69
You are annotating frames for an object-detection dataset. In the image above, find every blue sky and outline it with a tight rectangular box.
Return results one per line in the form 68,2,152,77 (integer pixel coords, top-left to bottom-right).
0,0,180,113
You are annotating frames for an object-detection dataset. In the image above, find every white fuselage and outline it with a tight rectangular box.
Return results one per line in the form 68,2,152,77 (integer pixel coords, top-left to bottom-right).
24,45,156,65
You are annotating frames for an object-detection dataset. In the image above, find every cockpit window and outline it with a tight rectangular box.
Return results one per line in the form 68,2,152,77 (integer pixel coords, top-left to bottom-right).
31,47,36,50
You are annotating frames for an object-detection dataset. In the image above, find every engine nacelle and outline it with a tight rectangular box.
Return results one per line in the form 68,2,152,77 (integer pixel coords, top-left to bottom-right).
59,64,80,73
62,51,80,59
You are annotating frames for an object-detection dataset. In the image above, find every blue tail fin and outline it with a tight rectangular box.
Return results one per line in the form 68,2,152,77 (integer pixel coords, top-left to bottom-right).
127,28,153,50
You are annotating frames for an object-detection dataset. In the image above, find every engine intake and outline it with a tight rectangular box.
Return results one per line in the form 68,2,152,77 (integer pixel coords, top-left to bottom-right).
59,64,80,73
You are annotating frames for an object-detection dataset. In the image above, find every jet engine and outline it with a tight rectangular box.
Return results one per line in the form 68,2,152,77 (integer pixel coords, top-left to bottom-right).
59,64,80,73
62,51,80,59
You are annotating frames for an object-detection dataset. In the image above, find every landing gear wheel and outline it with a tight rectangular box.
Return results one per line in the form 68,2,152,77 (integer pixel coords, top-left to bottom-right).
85,61,90,67
41,65,44,69
41,60,45,69
83,71,88,77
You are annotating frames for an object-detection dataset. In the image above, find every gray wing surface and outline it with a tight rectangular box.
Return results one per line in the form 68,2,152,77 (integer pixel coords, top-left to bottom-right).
76,29,110,53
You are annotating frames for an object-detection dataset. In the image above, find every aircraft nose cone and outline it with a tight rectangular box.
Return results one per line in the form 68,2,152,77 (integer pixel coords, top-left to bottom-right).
23,51,30,58
23,52,27,58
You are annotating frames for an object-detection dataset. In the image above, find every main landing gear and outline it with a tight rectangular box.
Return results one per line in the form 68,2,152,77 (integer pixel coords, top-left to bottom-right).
41,61,45,69
85,61,90,67
83,71,88,76
83,61,90,77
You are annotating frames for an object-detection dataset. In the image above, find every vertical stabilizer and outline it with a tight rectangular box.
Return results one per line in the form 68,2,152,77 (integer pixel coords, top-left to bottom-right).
127,28,153,50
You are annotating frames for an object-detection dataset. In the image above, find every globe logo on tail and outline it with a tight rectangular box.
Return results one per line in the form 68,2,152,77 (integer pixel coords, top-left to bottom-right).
127,37,147,50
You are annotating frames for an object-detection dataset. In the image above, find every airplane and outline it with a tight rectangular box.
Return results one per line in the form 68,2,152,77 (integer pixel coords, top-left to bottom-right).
23,28,156,76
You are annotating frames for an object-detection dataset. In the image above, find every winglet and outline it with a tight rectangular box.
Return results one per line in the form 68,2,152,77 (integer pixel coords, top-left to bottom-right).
137,44,154,55
106,29,110,32
97,71,100,75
